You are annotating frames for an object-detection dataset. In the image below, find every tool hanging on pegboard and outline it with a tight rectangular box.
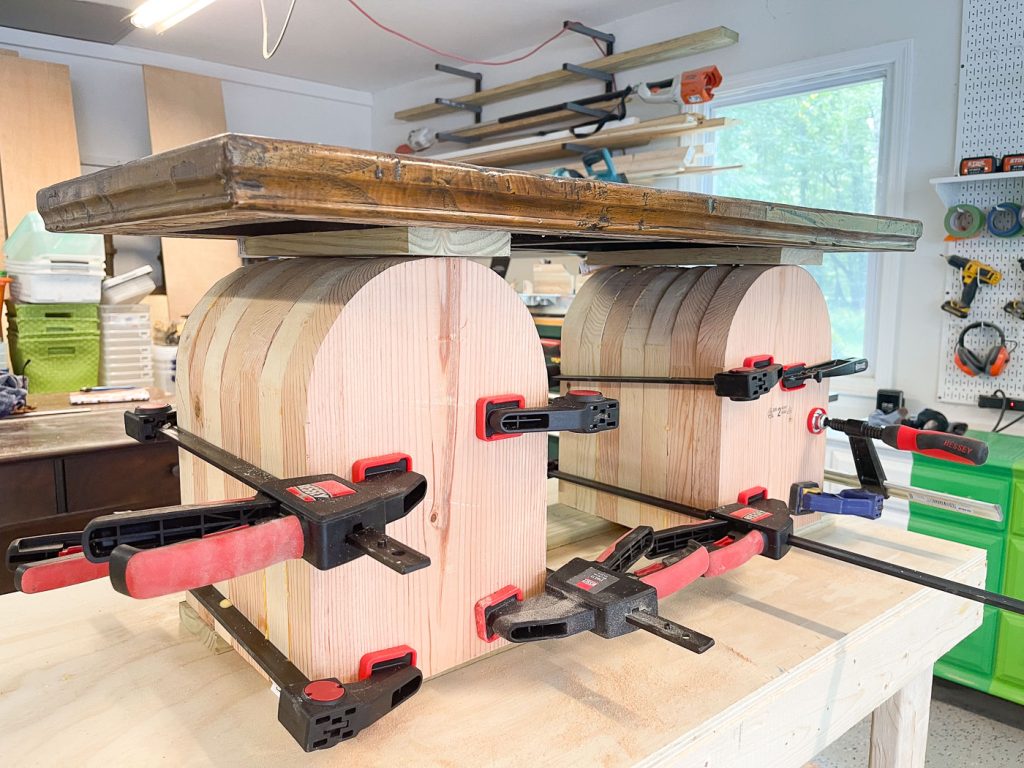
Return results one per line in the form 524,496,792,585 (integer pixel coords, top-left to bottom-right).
953,322,1012,378
937,0,1024,406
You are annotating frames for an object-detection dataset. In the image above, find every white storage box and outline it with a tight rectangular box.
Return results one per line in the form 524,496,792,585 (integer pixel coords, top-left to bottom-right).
101,371,154,387
100,304,150,324
102,327,151,343
153,344,177,395
102,266,155,305
7,262,104,303
3,212,104,267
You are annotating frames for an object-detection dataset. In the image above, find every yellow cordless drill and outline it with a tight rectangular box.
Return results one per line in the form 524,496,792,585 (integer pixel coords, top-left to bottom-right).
941,254,1001,318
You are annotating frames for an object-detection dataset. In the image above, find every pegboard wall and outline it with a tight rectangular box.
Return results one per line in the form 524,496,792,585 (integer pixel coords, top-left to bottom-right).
937,0,1024,405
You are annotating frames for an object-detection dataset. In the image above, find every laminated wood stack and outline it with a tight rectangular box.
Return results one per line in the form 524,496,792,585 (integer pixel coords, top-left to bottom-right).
177,257,549,680
558,264,832,528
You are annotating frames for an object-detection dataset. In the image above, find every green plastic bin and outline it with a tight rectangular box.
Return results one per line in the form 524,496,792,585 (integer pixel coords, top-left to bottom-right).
7,303,99,337
9,330,100,393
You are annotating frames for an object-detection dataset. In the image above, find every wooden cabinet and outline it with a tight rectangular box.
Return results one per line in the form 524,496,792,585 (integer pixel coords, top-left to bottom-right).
0,441,181,594
0,459,59,523
64,444,179,514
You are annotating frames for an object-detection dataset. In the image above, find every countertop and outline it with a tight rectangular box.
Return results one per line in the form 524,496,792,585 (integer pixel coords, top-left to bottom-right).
0,389,171,463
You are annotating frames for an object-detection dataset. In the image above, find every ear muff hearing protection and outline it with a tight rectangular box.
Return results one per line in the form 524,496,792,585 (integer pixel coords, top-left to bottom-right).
954,322,1010,377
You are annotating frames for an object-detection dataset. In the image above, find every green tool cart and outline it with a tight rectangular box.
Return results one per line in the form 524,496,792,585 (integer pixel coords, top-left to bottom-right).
908,429,1024,704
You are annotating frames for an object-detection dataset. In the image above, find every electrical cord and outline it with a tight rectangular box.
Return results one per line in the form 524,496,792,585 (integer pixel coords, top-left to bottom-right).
344,0,575,65
991,389,1007,432
990,388,1024,433
260,0,299,59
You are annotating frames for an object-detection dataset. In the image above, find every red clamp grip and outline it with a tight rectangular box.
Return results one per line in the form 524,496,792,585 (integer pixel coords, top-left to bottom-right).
474,584,523,642
109,516,305,599
15,552,109,594
475,395,525,441
635,546,711,599
742,354,774,368
737,486,768,505
357,644,417,681
780,362,806,391
351,453,413,482
704,531,766,577
889,425,989,466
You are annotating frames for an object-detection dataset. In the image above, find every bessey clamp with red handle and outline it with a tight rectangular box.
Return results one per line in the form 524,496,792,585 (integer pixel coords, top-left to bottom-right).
7,404,431,598
474,488,796,655
475,524,716,654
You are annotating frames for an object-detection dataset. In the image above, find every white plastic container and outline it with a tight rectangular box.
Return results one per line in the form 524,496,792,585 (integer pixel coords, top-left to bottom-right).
100,304,150,324
102,327,151,343
100,370,154,387
3,212,104,267
101,267,156,306
7,262,104,303
152,344,177,395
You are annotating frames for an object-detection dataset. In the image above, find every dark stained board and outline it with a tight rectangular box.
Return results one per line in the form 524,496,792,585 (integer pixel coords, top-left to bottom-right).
36,134,922,251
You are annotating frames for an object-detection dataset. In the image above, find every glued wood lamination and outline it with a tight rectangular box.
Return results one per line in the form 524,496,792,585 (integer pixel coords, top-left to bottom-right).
558,265,831,527
178,257,548,679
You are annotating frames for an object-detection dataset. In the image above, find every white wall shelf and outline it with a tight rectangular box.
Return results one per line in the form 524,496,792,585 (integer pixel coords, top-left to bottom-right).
930,170,1024,206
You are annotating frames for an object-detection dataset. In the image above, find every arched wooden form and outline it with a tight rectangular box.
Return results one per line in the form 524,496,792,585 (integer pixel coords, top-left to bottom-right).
177,257,549,680
559,265,832,528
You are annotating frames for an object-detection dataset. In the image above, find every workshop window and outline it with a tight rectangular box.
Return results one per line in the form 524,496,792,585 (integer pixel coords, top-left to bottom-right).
710,78,886,358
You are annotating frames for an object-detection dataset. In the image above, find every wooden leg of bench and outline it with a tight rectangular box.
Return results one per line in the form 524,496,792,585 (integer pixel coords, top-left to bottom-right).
868,667,933,768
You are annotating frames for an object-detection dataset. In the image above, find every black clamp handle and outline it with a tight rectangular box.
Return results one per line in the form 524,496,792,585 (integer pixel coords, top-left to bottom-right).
781,357,867,391
477,391,619,440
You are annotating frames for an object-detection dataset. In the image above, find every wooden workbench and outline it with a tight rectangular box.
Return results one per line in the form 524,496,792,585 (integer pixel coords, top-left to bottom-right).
0,513,982,767
16,136,946,764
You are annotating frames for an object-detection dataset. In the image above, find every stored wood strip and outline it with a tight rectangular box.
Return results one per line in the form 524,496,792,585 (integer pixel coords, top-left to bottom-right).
394,27,739,121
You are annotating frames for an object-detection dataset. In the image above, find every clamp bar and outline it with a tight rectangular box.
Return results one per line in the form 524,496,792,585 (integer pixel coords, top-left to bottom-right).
554,466,1024,617
823,469,1003,522
790,535,1024,615
192,585,422,751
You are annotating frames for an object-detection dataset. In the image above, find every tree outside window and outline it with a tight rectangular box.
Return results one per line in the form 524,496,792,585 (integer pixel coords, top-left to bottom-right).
711,79,885,358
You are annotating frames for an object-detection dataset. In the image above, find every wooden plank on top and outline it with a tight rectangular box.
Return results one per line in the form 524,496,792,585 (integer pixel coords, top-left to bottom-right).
0,56,80,253
394,26,739,121
35,134,924,253
584,246,824,266
143,66,240,320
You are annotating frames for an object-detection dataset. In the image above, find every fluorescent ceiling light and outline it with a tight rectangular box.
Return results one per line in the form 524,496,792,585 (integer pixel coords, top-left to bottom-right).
130,0,217,33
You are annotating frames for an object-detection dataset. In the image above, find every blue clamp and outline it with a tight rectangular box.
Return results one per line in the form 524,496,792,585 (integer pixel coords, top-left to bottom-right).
789,482,883,520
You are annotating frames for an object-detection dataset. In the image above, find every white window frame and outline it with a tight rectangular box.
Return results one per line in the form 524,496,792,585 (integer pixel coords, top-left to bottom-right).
691,41,913,400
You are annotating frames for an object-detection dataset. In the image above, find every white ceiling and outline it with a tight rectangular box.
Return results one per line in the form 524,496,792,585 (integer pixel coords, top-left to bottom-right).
106,0,681,91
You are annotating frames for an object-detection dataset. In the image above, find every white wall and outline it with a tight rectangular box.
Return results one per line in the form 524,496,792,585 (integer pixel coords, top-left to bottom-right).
373,1,1006,432
0,26,374,282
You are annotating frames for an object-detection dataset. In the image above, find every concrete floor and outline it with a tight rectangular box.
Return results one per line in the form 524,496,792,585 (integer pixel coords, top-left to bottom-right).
811,681,1024,767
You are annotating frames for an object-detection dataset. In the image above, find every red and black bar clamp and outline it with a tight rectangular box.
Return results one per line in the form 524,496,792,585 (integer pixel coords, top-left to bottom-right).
475,524,716,653
474,486,797,655
554,356,867,402
7,404,431,598
780,357,868,391
476,390,618,441
191,584,421,752
806,409,989,491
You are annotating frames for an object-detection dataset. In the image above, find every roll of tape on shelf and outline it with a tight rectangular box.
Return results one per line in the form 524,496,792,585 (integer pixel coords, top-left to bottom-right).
944,204,985,238
987,202,1023,237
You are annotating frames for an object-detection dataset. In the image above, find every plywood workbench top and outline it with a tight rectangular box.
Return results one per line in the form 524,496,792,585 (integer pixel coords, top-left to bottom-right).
35,134,921,252
0,514,983,767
